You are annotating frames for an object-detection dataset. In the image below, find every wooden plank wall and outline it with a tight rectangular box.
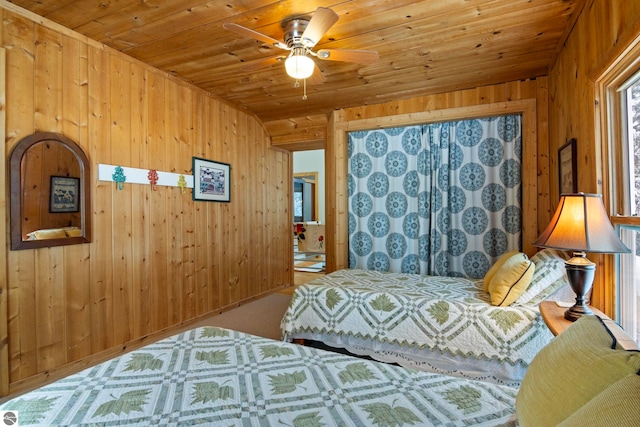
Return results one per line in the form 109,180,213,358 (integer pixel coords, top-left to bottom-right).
0,7,292,395
324,79,551,273
548,0,640,315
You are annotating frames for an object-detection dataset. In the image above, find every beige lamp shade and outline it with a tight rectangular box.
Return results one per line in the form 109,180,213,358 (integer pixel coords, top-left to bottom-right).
533,193,630,254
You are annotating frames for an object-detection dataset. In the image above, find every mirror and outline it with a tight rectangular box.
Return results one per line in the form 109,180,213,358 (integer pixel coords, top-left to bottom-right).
10,132,91,250
293,172,319,222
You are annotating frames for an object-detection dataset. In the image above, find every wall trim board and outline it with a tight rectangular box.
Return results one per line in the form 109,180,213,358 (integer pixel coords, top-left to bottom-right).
335,100,536,131
0,46,9,396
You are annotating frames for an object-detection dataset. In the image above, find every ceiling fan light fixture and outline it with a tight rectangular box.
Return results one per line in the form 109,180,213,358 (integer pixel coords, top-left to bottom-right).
285,54,314,80
224,7,378,87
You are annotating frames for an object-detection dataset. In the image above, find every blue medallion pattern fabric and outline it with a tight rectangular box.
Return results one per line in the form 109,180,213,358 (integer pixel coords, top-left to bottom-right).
348,115,522,278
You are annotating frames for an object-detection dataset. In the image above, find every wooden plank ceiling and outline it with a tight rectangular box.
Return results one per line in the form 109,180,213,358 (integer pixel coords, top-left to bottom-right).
8,0,584,123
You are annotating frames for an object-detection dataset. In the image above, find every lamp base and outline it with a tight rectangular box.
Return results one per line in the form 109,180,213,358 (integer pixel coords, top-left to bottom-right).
564,303,594,322
563,252,596,322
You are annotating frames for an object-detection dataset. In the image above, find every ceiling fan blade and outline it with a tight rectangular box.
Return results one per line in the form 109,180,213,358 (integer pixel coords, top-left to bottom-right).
301,7,339,48
307,63,326,85
316,49,379,64
223,23,289,50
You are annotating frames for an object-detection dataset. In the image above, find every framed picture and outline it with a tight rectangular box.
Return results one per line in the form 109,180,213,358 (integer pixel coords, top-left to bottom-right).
558,138,577,195
50,176,80,213
192,157,231,202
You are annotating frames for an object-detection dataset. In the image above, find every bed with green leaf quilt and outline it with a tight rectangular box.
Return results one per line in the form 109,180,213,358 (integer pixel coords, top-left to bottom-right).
0,326,519,426
281,249,571,386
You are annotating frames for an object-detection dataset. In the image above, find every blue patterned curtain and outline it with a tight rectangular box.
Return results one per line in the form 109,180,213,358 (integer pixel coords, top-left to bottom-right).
348,115,522,278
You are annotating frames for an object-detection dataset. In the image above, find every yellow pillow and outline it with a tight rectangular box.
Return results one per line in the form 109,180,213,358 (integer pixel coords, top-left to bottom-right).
33,228,67,239
558,374,640,427
483,250,519,291
65,227,82,237
488,253,535,306
516,316,640,427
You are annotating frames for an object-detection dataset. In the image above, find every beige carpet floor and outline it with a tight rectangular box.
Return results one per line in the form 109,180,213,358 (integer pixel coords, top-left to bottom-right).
192,293,293,341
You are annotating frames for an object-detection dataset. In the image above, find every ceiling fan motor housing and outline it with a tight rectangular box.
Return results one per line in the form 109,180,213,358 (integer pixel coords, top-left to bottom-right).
283,19,310,48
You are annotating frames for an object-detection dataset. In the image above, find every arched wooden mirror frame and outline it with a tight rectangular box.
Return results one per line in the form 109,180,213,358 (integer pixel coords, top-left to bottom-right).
10,132,91,250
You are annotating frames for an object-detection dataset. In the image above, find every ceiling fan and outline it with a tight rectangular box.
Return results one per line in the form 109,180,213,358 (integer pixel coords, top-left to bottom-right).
223,7,379,96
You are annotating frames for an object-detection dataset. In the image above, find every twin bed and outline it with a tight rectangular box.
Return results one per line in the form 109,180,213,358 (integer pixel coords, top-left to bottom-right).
281,249,571,385
3,317,638,426
1,326,518,426
6,248,619,426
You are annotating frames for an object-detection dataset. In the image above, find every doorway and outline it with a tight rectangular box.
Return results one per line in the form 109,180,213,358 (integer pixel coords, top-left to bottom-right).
293,150,325,274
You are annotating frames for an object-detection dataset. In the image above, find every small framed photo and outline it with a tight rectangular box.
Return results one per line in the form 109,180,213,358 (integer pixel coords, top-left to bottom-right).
558,138,577,195
50,176,80,213
192,157,231,202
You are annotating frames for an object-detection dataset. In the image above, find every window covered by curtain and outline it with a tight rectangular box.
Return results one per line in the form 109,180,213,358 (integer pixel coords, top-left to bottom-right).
348,115,522,278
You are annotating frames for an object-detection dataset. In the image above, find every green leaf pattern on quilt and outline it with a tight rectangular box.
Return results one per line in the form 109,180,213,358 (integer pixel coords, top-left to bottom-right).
291,291,300,305
260,344,295,359
124,353,164,372
488,310,523,334
196,350,229,365
8,397,58,425
427,301,450,324
370,294,396,312
93,389,151,417
287,411,324,427
191,381,234,404
325,288,343,310
0,326,521,425
269,371,307,394
282,270,549,365
338,362,379,384
200,328,230,338
361,401,421,426
441,385,482,415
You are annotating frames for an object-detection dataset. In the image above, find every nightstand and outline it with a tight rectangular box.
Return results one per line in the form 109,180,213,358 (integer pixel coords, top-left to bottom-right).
539,300,606,336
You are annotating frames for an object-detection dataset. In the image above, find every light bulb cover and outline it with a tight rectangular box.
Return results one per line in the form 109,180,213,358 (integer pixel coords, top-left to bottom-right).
285,54,314,79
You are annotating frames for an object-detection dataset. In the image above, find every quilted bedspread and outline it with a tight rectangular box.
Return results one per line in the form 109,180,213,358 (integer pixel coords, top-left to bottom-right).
281,269,553,367
0,327,517,426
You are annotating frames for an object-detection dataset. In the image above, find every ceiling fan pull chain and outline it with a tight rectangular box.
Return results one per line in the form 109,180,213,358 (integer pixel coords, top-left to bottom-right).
303,78,308,100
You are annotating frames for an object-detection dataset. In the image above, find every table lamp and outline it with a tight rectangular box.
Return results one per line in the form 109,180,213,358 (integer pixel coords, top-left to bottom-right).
533,193,630,321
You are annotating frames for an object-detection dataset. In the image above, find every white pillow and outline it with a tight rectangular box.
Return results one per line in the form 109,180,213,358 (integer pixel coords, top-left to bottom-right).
514,248,568,305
